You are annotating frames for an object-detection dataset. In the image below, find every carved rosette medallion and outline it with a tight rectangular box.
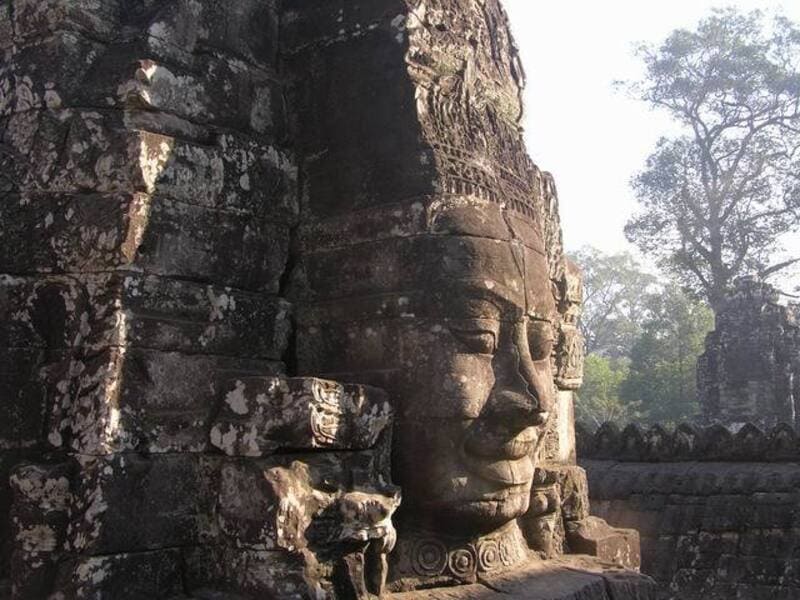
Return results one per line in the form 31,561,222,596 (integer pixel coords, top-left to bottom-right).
476,539,501,571
391,522,528,584
448,546,478,581
410,538,448,577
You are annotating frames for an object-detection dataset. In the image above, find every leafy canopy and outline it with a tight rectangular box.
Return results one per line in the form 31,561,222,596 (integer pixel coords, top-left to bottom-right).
623,8,800,310
569,246,657,357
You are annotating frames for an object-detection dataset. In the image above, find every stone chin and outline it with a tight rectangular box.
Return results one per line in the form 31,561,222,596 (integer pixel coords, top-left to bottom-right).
411,480,533,537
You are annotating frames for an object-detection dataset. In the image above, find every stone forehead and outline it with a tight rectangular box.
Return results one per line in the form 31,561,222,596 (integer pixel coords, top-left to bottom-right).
298,234,556,323
298,197,546,254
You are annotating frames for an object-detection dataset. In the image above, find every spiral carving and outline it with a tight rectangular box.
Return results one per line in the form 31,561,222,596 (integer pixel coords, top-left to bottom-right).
448,546,477,580
476,539,501,572
411,538,448,577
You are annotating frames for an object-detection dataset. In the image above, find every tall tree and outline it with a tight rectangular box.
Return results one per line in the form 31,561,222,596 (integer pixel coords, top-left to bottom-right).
620,285,714,425
570,246,657,357
623,8,800,312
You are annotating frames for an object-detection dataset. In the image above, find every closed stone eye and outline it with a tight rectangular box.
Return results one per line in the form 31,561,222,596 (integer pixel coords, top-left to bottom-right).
450,329,497,354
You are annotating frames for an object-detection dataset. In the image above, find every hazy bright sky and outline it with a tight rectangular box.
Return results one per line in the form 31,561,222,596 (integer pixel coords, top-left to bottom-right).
504,0,800,273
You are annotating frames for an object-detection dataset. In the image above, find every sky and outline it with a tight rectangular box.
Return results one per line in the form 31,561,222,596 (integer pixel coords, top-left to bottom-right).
503,0,800,280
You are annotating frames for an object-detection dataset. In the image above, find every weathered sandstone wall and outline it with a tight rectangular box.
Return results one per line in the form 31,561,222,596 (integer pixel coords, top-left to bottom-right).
578,423,800,600
0,0,299,594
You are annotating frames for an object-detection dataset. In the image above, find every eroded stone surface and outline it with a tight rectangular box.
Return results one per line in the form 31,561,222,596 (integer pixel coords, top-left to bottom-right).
698,276,800,431
1,1,648,599
584,459,800,599
211,377,393,456
391,556,656,599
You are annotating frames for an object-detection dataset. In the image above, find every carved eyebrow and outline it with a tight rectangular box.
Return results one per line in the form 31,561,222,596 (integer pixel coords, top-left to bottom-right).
444,279,524,309
527,314,554,323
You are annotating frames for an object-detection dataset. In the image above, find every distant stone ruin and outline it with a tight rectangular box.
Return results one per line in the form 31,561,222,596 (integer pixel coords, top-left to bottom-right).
698,276,800,431
0,1,654,599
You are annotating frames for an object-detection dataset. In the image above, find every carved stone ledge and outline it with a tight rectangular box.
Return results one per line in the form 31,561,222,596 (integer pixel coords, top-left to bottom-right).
210,376,393,456
390,556,657,599
576,421,800,462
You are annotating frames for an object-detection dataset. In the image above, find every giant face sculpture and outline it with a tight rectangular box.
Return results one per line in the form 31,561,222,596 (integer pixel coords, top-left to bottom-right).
289,0,563,565
391,205,556,537
294,200,557,542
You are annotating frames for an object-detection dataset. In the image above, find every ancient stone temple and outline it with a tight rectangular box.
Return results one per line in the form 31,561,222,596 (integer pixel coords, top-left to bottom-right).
698,276,800,431
0,1,654,598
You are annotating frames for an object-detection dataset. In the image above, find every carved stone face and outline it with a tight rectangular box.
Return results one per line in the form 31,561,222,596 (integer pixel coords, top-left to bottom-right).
393,207,557,537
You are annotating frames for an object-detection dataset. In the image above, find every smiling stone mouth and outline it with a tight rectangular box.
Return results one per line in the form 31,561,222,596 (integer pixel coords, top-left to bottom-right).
461,427,538,486
463,454,534,486
463,427,538,460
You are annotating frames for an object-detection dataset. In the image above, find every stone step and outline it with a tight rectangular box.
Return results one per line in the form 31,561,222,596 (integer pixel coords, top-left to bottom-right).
391,556,658,599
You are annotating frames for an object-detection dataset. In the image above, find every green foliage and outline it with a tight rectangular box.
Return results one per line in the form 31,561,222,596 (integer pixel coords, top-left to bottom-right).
622,8,800,311
573,247,715,426
620,286,714,425
576,354,639,428
569,246,657,357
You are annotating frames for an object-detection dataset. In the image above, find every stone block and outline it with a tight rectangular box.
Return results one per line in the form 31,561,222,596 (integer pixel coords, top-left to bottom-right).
195,0,280,67
0,32,105,117
736,529,795,560
566,517,641,571
0,347,50,449
4,35,285,133
140,0,281,68
10,0,122,45
1,110,297,220
66,454,216,556
289,37,436,216
0,450,43,579
8,462,72,599
9,0,280,65
1,273,292,358
701,495,751,532
644,535,680,583
51,348,282,454
53,549,184,600
0,3,12,51
0,193,292,292
184,546,309,600
547,465,590,522
210,376,393,456
389,555,657,599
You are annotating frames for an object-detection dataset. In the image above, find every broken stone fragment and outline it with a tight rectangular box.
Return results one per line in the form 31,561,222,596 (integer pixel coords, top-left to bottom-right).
566,516,641,571
210,376,394,456
265,460,400,599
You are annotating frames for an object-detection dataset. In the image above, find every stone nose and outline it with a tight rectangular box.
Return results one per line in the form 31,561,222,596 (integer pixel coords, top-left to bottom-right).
484,322,552,429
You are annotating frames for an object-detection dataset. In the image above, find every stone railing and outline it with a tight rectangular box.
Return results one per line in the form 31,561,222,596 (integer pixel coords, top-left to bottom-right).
576,421,799,462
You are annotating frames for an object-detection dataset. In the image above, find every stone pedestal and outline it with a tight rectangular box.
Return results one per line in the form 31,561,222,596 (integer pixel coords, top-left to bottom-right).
391,557,657,600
